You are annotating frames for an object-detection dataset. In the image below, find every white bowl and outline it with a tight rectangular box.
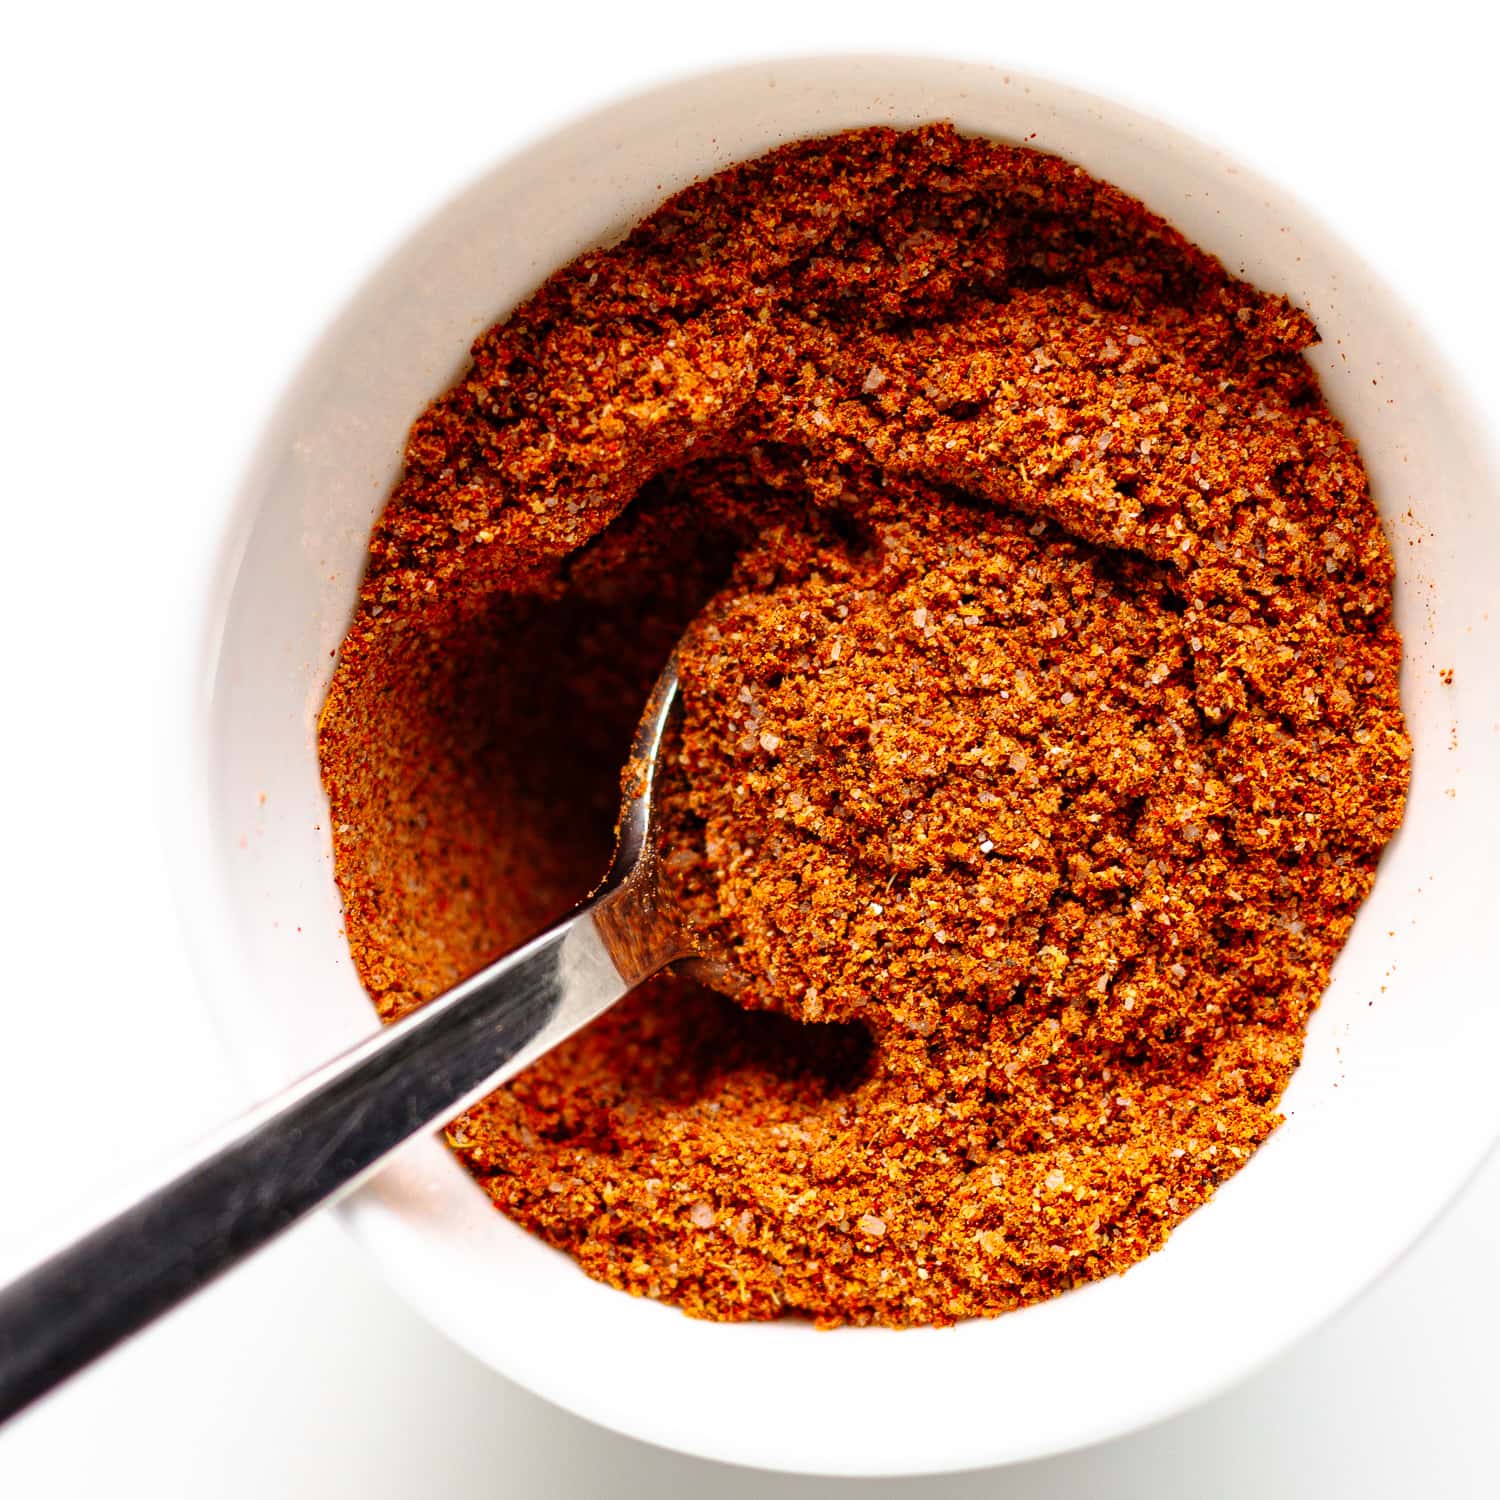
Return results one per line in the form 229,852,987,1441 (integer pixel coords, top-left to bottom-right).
166,56,1500,1476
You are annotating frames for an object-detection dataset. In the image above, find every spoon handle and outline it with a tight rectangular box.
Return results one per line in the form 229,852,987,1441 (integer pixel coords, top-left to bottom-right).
0,893,657,1424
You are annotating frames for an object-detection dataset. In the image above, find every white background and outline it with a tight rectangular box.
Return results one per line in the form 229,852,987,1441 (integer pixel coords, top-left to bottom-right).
2,3,1497,1494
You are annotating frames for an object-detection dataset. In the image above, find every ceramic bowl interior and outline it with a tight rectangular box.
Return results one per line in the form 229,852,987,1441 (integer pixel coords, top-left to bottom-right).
172,55,1500,1476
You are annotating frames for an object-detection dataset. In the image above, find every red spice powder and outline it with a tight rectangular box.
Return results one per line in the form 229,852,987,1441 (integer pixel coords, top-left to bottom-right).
317,125,1408,1327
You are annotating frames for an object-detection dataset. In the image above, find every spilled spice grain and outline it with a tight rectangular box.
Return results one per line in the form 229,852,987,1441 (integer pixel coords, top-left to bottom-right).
318,125,1409,1327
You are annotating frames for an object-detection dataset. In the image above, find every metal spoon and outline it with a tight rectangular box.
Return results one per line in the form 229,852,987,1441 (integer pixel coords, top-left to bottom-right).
0,652,702,1423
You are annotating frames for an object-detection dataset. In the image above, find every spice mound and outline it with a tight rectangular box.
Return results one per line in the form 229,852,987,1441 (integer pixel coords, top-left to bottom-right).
318,125,1409,1328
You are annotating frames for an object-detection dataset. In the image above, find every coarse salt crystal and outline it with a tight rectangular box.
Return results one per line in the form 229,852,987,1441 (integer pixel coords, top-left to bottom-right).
979,839,995,854
912,607,928,628
688,1201,715,1229
759,731,781,753
862,365,887,393
1060,691,1075,705
869,901,884,915
1044,1170,1066,1191
858,1214,887,1237
1169,962,1188,980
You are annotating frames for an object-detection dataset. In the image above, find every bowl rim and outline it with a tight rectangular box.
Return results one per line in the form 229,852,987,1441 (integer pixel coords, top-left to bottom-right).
159,51,1500,1477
